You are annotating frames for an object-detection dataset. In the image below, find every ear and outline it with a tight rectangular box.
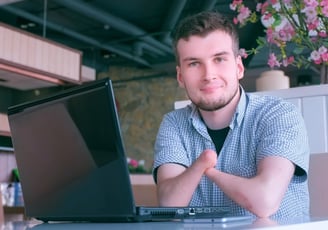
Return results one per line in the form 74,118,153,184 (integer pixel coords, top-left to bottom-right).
236,56,245,80
176,66,185,88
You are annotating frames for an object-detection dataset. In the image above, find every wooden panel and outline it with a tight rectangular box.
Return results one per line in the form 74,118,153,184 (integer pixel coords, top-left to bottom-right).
0,113,10,137
0,23,82,84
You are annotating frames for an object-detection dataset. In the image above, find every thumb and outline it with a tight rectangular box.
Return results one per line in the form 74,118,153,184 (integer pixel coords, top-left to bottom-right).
205,167,217,179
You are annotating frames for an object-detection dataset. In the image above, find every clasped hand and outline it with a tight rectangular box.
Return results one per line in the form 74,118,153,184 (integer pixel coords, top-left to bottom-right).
197,149,218,175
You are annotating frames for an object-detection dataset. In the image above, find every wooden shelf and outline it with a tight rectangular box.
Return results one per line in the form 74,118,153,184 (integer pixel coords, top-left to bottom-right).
3,206,25,214
0,113,10,137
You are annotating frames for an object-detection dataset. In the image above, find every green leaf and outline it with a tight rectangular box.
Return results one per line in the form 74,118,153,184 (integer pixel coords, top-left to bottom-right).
272,14,282,27
293,47,305,55
256,37,267,46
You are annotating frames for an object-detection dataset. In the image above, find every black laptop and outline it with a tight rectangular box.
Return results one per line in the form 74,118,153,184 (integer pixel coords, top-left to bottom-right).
7,78,245,223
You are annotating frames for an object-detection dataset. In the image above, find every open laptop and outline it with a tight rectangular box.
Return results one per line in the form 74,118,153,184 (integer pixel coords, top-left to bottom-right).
7,78,249,223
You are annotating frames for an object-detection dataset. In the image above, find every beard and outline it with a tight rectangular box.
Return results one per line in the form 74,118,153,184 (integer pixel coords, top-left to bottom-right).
188,86,240,112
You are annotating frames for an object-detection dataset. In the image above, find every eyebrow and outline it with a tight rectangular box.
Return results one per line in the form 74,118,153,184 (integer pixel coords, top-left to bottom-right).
181,51,231,63
213,51,230,57
181,57,198,63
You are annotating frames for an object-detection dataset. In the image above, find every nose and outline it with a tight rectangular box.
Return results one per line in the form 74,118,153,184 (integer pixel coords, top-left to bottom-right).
202,62,217,81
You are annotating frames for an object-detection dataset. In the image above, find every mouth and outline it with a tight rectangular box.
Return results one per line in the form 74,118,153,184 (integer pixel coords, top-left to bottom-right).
200,84,223,93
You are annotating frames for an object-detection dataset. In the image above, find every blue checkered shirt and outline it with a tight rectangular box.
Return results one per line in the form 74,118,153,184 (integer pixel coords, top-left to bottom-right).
153,88,310,218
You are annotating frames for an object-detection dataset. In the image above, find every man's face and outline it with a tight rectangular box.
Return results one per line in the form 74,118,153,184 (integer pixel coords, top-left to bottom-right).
176,30,244,111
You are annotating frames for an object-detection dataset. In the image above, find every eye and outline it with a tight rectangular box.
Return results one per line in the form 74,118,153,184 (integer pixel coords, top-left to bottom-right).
214,56,224,63
188,61,199,67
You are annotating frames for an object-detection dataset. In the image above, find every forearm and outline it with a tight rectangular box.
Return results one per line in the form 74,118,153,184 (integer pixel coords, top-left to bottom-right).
206,169,279,217
205,156,294,218
156,149,218,207
157,161,206,206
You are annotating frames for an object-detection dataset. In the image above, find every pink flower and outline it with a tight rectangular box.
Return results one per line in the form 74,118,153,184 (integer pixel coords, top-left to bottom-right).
318,46,328,55
239,48,248,58
229,3,237,11
306,19,319,31
268,53,280,68
129,159,138,168
310,50,322,64
319,31,327,38
321,52,328,62
237,5,251,24
322,5,328,17
303,6,318,22
229,0,243,11
282,56,295,67
319,47,328,62
127,157,139,168
260,1,270,15
276,23,295,42
266,28,274,43
304,0,319,7
256,3,262,12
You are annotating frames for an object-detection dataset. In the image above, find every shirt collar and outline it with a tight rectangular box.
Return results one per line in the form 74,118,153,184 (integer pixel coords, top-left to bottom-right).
229,86,247,129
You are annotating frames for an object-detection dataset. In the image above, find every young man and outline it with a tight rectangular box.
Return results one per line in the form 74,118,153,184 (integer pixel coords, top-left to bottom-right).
152,11,309,219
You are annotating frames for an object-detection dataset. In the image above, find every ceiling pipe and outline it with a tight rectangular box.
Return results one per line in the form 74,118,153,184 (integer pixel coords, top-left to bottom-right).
0,0,22,6
160,0,218,45
53,0,172,54
160,0,187,45
133,42,166,57
1,5,151,67
202,0,218,10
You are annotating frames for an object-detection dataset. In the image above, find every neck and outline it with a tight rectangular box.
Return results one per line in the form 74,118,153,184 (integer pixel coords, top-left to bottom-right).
199,89,241,130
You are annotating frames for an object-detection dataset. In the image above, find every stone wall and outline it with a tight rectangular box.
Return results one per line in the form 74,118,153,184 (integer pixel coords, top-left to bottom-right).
98,66,187,171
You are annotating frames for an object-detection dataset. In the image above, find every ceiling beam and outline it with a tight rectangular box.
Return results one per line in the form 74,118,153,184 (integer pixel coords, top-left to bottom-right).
53,0,172,54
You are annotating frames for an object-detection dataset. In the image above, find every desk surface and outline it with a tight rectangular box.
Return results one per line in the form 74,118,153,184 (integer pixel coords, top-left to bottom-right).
2,217,328,230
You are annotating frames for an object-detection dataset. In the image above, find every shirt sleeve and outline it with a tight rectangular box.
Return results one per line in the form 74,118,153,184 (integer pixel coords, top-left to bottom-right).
256,100,310,180
152,111,191,183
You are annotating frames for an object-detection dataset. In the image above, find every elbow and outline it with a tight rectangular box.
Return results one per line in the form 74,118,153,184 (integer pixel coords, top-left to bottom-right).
157,185,182,207
157,189,174,206
158,198,177,207
246,194,281,218
157,193,186,207
253,206,279,218
157,184,191,207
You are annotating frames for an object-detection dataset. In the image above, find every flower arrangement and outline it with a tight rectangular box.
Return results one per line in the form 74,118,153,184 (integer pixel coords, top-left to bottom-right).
127,157,149,173
230,0,328,70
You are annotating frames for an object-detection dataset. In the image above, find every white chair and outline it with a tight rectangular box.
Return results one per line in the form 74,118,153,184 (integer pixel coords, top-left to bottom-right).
174,100,191,110
308,153,328,217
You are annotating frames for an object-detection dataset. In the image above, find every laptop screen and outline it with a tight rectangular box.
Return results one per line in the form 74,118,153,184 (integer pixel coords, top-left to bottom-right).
8,79,137,221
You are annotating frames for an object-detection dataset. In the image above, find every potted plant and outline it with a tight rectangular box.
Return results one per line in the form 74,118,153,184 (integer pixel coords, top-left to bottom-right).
230,0,328,84
127,157,149,174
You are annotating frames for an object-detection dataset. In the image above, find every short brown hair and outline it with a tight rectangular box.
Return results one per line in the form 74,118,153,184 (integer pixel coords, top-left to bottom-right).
172,11,240,64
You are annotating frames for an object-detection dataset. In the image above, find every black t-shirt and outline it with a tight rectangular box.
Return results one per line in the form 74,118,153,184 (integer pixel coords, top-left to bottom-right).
207,126,230,155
